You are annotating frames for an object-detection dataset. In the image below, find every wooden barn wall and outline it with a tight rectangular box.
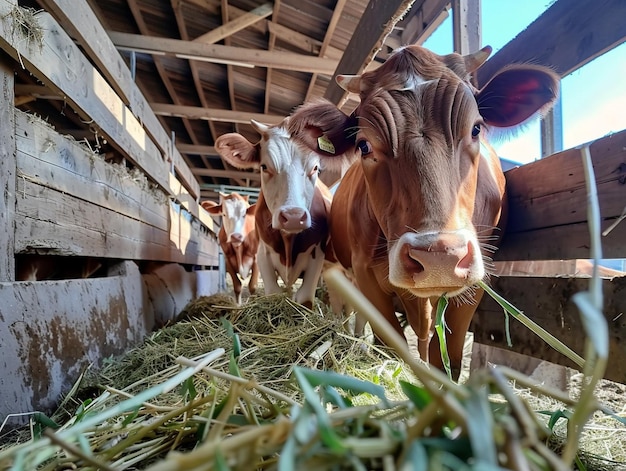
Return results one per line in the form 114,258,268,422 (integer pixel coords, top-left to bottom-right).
470,0,626,382
0,0,221,424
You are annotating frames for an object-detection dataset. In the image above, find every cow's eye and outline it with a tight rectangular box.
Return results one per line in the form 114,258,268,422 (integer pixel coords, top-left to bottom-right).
356,139,372,156
309,165,320,177
259,163,274,177
471,123,481,139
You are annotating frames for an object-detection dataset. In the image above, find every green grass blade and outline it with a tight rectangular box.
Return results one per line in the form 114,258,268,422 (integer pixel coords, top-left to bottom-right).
434,296,451,379
478,281,584,368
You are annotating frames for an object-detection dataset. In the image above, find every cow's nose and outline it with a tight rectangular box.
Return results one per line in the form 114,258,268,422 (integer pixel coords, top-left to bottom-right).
279,207,309,232
407,235,475,280
230,233,244,246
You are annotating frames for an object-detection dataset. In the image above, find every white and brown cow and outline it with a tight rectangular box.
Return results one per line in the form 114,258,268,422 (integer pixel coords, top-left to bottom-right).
214,100,356,309
202,192,259,304
328,45,559,378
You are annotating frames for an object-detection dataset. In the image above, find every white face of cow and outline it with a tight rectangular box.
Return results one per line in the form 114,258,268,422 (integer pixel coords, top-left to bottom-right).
202,193,253,247
220,195,250,246
254,122,321,233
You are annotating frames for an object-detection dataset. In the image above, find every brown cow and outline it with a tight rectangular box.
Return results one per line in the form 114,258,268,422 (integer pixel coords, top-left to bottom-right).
202,192,259,304
214,100,356,309
328,45,559,378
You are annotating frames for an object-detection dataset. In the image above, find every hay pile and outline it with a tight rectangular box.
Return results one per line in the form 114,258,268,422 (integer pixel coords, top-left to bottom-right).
0,278,625,470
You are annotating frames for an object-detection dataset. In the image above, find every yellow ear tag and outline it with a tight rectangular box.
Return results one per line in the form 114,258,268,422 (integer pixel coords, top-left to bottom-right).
317,135,336,154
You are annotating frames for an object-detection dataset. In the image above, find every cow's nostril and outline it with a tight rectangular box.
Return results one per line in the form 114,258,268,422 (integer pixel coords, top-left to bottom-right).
407,249,426,273
456,242,474,271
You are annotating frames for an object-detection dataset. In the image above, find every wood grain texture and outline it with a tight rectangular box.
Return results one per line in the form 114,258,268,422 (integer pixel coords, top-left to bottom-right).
34,0,200,199
497,129,626,261
14,111,218,265
0,57,16,281
472,276,626,383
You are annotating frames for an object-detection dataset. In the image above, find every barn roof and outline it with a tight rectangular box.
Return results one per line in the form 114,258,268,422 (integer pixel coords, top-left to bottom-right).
16,0,450,200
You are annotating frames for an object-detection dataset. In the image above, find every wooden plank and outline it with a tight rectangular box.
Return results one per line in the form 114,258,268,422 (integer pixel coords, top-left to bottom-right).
472,276,626,383
15,181,217,266
194,2,273,44
324,0,416,105
0,55,16,281
14,112,218,265
452,0,481,55
108,31,339,74
36,0,200,199
476,0,626,85
494,129,626,260
15,112,167,230
150,103,284,124
496,220,626,261
0,6,172,196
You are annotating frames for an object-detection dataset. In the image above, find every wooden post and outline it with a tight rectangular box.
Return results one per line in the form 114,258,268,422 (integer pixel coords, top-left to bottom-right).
452,0,481,55
541,94,563,158
0,54,16,281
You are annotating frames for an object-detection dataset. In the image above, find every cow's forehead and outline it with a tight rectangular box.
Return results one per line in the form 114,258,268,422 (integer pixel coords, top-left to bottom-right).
223,197,247,217
261,127,316,171
363,46,472,94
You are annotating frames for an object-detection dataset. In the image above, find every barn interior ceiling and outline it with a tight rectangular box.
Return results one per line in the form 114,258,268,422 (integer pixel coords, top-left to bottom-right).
16,0,451,200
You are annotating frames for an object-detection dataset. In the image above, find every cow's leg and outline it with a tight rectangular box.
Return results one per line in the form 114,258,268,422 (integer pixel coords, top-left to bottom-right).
353,264,403,340
295,251,325,309
401,297,432,361
257,244,281,294
428,289,484,380
248,262,259,297
227,266,243,305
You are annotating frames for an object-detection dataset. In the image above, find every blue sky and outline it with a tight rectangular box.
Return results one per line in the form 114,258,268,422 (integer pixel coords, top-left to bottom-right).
423,0,626,164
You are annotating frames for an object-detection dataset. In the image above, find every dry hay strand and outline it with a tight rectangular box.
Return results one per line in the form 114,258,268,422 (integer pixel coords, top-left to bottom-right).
2,6,44,69
76,290,412,408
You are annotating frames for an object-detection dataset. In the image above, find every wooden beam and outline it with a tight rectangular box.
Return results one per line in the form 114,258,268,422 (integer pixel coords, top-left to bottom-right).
108,31,339,74
177,144,218,156
192,168,261,182
496,129,626,261
476,0,626,85
36,0,201,200
267,21,342,59
324,0,416,105
0,54,16,280
151,103,284,124
304,0,347,102
452,0,480,55
194,2,273,44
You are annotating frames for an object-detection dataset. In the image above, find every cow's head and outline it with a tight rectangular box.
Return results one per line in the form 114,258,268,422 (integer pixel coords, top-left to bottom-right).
202,192,255,247
215,99,356,234
337,45,559,297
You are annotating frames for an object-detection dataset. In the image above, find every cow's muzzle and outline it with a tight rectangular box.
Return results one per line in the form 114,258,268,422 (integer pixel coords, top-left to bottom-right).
390,230,484,297
277,207,310,233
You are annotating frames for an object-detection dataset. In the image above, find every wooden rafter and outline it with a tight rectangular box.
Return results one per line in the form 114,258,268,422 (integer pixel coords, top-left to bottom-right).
108,31,339,74
304,0,348,102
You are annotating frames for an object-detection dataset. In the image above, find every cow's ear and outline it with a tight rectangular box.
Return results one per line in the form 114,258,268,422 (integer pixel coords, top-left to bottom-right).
462,45,492,73
336,74,361,93
477,65,560,128
288,100,357,157
215,133,260,169
246,204,257,216
201,200,222,215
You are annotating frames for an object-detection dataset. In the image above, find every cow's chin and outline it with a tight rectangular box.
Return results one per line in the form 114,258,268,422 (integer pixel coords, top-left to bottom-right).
407,285,470,299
